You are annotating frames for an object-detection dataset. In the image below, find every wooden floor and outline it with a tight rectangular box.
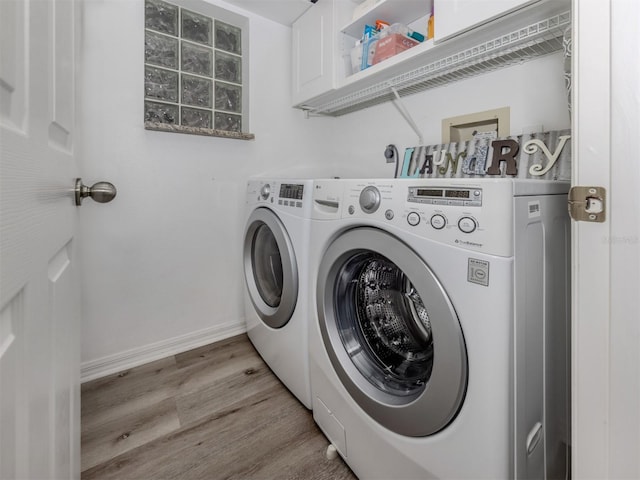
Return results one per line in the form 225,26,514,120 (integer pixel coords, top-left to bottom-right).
81,334,356,479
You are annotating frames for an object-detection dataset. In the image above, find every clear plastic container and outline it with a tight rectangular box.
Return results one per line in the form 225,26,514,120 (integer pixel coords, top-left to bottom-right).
361,36,378,70
378,23,425,42
350,41,363,74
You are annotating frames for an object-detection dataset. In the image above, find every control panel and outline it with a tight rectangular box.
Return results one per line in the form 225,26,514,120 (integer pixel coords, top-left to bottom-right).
313,179,516,257
276,183,305,209
404,185,485,240
247,180,313,218
252,182,306,208
279,183,305,201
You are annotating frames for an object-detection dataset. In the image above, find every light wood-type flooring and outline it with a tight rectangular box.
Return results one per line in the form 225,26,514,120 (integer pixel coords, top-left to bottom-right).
81,334,356,479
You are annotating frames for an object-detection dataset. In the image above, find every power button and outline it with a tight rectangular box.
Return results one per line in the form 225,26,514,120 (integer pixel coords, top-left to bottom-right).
430,214,446,230
407,212,421,226
458,216,477,234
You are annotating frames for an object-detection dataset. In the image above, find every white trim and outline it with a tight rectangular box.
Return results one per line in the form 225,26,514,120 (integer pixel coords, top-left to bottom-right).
571,0,615,477
80,320,247,383
607,1,640,477
572,0,640,473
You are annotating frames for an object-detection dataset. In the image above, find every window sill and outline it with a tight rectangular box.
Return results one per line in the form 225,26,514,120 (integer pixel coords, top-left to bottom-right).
145,121,255,140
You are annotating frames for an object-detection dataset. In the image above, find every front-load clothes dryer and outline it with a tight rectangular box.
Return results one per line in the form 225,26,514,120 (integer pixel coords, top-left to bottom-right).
309,178,571,479
243,178,313,409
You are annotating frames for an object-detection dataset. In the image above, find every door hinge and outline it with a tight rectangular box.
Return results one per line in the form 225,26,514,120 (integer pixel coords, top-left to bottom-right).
568,186,606,222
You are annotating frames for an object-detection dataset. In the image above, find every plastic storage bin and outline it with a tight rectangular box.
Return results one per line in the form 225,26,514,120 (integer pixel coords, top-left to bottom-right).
372,33,420,65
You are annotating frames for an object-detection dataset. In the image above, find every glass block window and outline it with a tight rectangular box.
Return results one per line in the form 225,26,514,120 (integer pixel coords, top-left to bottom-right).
144,0,245,133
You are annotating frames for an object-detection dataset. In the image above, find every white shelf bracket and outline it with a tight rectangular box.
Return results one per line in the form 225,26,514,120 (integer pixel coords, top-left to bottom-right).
390,86,424,146
302,108,326,119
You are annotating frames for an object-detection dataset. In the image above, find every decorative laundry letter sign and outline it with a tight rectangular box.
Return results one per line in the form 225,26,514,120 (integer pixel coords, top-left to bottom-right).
462,143,490,175
405,128,571,180
432,148,448,167
486,139,519,176
438,151,467,175
526,135,571,176
420,154,433,175
399,147,420,178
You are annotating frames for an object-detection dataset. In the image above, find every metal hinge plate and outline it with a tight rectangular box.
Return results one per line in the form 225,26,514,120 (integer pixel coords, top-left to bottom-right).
568,186,606,222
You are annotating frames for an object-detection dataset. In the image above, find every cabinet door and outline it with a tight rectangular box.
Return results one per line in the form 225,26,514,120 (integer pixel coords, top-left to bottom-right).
434,0,539,42
292,0,336,106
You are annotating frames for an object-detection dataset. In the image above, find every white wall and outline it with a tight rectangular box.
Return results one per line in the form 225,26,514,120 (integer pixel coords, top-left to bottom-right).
79,0,569,378
78,0,336,377
326,52,570,177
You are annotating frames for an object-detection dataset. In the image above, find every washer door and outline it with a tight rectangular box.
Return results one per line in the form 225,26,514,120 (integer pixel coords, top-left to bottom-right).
317,227,468,437
244,207,298,329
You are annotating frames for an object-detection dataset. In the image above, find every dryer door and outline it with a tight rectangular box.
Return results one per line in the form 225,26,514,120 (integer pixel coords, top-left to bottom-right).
317,227,468,437
244,207,298,328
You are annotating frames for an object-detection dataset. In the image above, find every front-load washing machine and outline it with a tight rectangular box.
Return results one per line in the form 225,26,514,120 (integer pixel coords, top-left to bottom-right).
309,178,571,479
243,178,313,409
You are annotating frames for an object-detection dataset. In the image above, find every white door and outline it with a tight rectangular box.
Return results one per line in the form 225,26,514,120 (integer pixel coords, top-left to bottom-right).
572,0,640,477
292,0,337,106
1,0,81,478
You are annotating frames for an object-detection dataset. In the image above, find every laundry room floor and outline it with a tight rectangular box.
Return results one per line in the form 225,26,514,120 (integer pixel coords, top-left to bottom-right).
81,334,356,479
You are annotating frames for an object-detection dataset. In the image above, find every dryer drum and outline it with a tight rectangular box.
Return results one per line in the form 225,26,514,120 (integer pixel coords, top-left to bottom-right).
251,223,284,308
335,253,434,396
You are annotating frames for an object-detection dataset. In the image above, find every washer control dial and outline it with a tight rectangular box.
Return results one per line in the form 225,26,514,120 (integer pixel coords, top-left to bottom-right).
359,186,381,214
260,184,271,200
458,216,478,234
430,214,446,230
407,212,421,226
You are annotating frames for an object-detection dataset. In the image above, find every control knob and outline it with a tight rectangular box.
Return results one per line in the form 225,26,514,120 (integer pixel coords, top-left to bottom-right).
359,186,381,214
260,184,271,200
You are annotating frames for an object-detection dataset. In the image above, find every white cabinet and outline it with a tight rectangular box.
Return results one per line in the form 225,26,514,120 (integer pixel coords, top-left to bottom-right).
292,0,429,107
291,0,351,107
434,0,540,41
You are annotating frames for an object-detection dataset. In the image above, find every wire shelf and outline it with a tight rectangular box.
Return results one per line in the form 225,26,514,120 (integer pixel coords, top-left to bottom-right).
303,11,570,116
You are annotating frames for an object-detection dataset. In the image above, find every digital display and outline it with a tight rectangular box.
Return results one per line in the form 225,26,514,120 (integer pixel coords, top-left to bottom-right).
416,189,443,197
409,186,480,206
280,184,304,200
445,190,470,199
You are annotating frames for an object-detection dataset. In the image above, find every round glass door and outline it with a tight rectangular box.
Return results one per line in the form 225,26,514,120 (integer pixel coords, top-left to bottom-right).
317,227,467,437
251,224,284,308
244,208,298,329
333,252,434,397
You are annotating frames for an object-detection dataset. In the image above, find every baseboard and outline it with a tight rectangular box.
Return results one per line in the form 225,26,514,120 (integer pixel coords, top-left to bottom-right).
80,320,247,383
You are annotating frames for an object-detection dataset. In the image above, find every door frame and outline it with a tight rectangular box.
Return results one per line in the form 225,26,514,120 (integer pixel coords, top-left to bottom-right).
572,0,640,477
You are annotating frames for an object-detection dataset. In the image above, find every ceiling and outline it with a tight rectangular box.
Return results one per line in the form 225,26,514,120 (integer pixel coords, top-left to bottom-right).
222,0,314,26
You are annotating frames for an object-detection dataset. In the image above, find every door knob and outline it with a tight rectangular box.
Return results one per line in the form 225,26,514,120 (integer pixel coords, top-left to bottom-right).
75,178,117,206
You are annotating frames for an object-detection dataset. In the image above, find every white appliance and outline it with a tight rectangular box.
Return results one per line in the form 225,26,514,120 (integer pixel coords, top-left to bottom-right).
309,178,571,479
243,178,314,409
